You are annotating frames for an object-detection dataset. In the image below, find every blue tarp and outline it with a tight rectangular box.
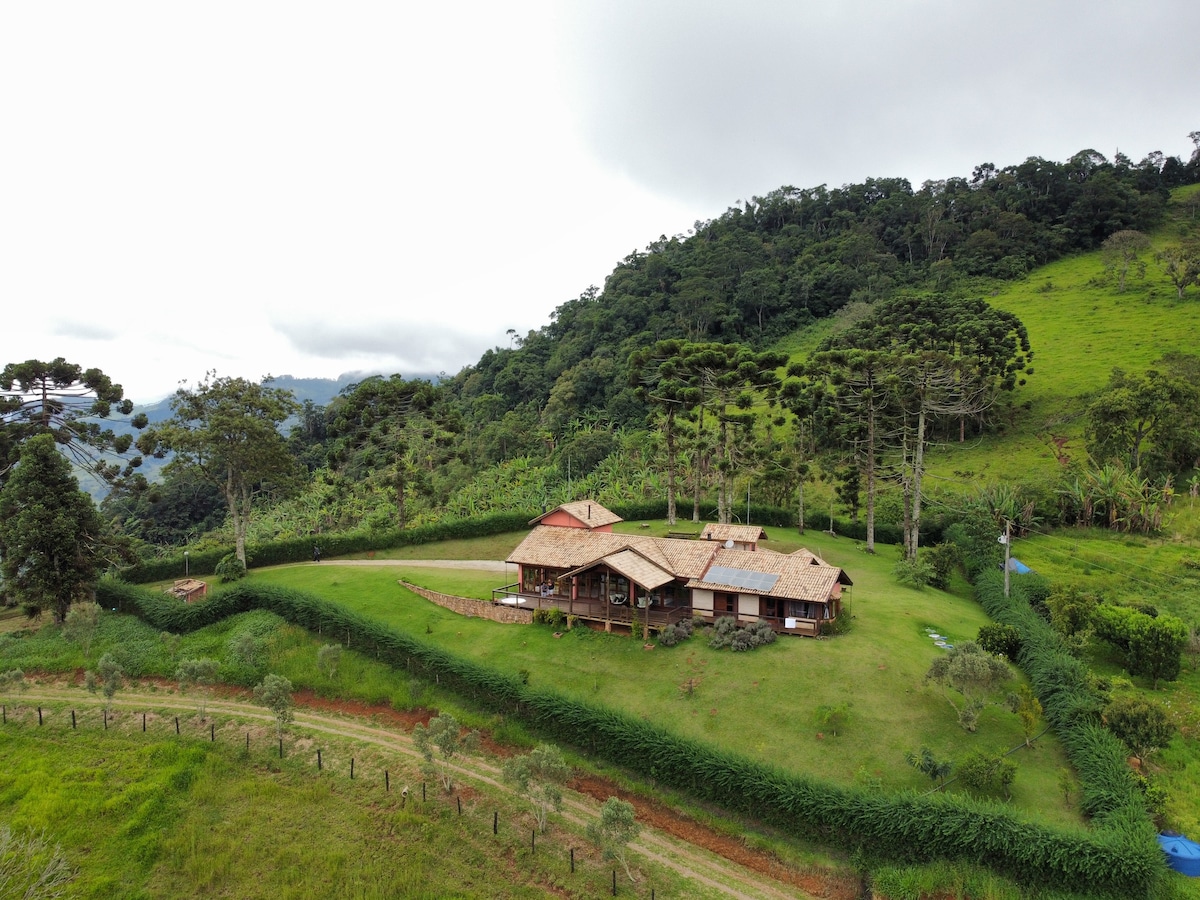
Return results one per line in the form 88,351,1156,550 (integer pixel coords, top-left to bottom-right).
1005,558,1032,575
1159,833,1200,877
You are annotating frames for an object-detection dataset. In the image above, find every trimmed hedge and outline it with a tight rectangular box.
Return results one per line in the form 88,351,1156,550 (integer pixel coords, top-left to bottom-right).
121,511,534,584
102,577,1164,896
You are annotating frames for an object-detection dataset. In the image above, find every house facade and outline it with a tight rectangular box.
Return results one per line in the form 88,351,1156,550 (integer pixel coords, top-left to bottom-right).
500,501,851,637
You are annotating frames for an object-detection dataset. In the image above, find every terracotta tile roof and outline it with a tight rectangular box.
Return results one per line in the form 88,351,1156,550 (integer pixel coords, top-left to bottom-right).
528,500,623,529
688,547,851,603
699,524,768,545
508,524,850,604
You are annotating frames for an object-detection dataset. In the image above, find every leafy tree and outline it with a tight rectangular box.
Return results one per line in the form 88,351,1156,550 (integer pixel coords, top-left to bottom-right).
412,712,479,793
0,357,146,488
501,744,572,833
905,747,954,791
175,658,220,719
253,674,295,739
586,797,641,883
0,434,109,623
1125,613,1188,687
1084,367,1200,476
316,644,343,680
1101,230,1151,292
1156,244,1200,299
62,602,102,661
957,750,1017,798
1104,695,1176,764
138,373,300,566
925,641,1012,732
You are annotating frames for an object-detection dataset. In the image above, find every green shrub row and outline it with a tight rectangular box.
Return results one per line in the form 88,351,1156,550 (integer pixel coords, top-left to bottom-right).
973,572,1156,838
102,578,1162,896
121,511,534,583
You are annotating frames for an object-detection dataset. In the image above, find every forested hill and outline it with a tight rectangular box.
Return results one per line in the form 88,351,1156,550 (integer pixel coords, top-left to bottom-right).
445,143,1200,462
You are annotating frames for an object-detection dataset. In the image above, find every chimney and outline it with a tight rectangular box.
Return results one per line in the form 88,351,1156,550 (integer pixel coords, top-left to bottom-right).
587,504,591,520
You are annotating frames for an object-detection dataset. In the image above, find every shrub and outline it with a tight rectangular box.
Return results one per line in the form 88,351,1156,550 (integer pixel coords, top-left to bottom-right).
977,623,1022,661
924,542,961,589
708,617,775,651
1103,695,1176,763
957,750,1017,798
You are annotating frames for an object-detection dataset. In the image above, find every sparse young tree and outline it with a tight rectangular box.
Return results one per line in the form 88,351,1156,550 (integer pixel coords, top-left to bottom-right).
502,744,572,833
813,702,850,737
1006,683,1043,748
1101,230,1151,292
316,644,343,680
253,674,295,739
412,712,479,793
175,658,220,719
586,797,641,883
0,824,76,899
62,601,102,661
87,653,124,713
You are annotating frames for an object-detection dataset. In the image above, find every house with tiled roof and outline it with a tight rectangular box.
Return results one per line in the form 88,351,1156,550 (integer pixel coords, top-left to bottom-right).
499,501,851,636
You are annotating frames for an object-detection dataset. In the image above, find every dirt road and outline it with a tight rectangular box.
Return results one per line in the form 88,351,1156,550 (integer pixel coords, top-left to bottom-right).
10,684,855,899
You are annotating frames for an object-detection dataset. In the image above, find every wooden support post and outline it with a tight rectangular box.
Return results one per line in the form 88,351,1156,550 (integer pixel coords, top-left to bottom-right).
385,770,389,792
456,795,461,815
38,707,42,726
317,749,322,771
570,847,574,873
246,732,250,752
72,710,76,729
493,811,498,835
279,738,283,759
175,716,180,735
350,758,355,779
210,723,215,742
142,712,146,732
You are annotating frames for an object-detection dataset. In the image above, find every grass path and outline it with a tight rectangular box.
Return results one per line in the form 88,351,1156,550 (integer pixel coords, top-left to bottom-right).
7,683,855,900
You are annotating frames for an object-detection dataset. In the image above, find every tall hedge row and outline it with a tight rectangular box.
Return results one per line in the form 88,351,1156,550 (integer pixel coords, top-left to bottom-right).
973,572,1161,864
101,578,1163,896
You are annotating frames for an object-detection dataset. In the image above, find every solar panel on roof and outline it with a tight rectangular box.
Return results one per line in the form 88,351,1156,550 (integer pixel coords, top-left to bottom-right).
705,565,779,592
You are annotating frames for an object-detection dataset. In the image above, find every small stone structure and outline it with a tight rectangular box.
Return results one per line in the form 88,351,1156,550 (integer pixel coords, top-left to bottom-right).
399,580,533,625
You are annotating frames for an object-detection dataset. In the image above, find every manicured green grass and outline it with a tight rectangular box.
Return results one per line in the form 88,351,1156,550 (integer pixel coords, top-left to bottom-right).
252,535,1084,828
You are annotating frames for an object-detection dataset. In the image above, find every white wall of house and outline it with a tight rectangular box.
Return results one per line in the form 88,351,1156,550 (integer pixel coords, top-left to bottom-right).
737,594,759,621
692,588,714,614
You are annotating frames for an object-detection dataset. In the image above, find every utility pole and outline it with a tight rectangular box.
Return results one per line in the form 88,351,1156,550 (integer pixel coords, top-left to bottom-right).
1001,519,1012,598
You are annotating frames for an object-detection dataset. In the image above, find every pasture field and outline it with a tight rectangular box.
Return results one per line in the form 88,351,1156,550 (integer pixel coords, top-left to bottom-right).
253,526,1085,829
0,693,757,899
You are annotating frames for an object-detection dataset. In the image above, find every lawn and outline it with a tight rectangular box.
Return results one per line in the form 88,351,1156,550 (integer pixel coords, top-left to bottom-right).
252,525,1084,828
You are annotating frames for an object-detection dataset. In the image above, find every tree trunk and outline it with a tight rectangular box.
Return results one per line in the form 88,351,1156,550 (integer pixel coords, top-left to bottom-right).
908,407,927,562
665,410,677,526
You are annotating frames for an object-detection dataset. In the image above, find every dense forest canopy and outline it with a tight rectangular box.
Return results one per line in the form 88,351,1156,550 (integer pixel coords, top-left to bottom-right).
74,137,1200,547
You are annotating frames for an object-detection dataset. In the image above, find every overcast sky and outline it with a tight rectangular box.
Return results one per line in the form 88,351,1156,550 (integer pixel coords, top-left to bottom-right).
2,1,1196,403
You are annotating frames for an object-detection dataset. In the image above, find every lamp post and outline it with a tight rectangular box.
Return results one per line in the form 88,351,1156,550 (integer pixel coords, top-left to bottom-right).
184,551,189,579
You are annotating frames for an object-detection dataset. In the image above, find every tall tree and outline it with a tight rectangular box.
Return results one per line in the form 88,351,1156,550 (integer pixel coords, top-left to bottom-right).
0,433,108,623
677,342,785,523
137,373,300,566
0,357,146,487
1101,230,1151,293
629,340,701,525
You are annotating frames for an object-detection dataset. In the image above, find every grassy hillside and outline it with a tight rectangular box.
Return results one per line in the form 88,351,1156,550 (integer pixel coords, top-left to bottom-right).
923,183,1200,487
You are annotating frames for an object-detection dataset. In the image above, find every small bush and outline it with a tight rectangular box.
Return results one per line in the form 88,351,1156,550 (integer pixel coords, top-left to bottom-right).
957,750,1017,798
977,623,1022,661
215,553,247,583
708,617,776,651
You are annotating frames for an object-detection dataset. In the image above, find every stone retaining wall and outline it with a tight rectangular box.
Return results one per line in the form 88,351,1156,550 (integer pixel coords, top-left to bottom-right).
399,580,533,625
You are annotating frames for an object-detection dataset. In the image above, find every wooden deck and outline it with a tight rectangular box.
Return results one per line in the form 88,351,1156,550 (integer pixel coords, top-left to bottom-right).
491,585,825,635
